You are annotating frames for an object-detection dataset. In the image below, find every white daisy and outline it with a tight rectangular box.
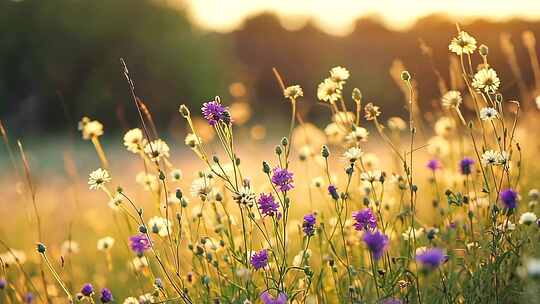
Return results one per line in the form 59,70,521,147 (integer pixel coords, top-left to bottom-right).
60,240,80,255
472,68,501,93
170,169,183,181
123,128,145,153
123,297,140,304
148,216,172,237
329,66,350,84
135,172,160,192
479,107,498,121
190,177,213,199
345,127,369,143
449,31,477,55
481,150,502,166
317,78,341,103
97,236,115,251
387,117,407,131
518,212,537,225
343,147,364,163
78,117,104,140
184,133,201,148
360,170,382,183
283,85,303,99
441,90,462,108
88,168,111,190
144,139,170,161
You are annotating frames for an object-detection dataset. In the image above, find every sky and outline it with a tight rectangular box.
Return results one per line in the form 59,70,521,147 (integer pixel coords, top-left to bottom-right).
183,0,540,36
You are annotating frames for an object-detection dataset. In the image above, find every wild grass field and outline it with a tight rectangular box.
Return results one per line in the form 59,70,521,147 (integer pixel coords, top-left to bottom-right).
1,27,540,304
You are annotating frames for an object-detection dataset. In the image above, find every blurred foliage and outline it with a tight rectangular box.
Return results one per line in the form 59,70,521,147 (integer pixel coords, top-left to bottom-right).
0,0,232,134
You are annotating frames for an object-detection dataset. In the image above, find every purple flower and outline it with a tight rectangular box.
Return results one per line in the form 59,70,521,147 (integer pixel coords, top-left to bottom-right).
80,283,94,297
362,230,389,260
260,291,287,304
100,288,113,303
427,159,442,171
537,218,540,228
250,249,269,270
352,208,377,231
381,298,403,304
328,185,339,200
500,188,518,209
302,213,316,236
201,100,229,126
271,167,294,192
0,278,6,290
258,193,279,217
24,292,34,303
416,248,447,269
129,234,151,255
459,157,474,175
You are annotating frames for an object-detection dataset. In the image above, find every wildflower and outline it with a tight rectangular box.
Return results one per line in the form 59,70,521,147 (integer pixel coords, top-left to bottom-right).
472,68,501,93
519,212,537,225
100,288,113,303
362,230,389,260
434,117,456,137
260,291,287,304
352,208,377,231
60,240,80,255
427,136,450,157
24,292,34,303
364,103,381,120
329,66,350,84
130,256,148,271
459,157,474,175
529,189,540,200
441,90,462,108
345,128,369,143
80,283,94,297
190,177,213,198
402,227,424,241
123,297,139,304
97,237,115,251
387,117,407,131
123,128,145,153
426,159,442,171
302,213,316,236
139,293,156,303
258,193,279,217
311,176,325,188
234,185,256,206
0,278,6,290
78,117,104,140
497,221,516,231
500,188,518,209
148,216,172,237
536,95,540,110
170,169,183,181
129,234,151,255
88,168,111,190
360,170,382,183
202,99,229,126
185,133,201,148
416,248,447,269
525,258,540,278
250,249,268,270
449,31,477,55
317,78,341,103
327,185,339,200
283,85,303,99
271,167,294,192
479,107,498,121
343,147,363,163
108,194,122,210
136,172,160,192
481,150,502,166
144,139,170,162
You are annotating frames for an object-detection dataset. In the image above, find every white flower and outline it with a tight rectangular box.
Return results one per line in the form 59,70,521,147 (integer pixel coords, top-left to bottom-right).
139,293,155,303
283,85,303,99
234,186,256,206
360,170,382,183
144,139,170,161
311,176,325,188
343,147,363,163
472,68,501,93
536,95,540,110
184,133,201,148
427,136,450,157
60,240,80,255
88,168,111,190
441,90,462,108
361,153,380,171
449,31,477,55
148,216,172,237
329,66,350,84
0,249,27,265
434,117,456,137
97,236,115,251
130,256,148,271
324,123,346,144
497,221,516,231
529,188,540,200
317,78,341,103
108,194,123,211
190,178,213,199
170,169,183,181
135,172,160,192
387,117,407,131
481,150,502,166
123,128,145,153
78,117,104,140
479,107,498,121
292,249,312,267
519,212,537,225
402,227,424,241
298,145,314,161
123,297,139,304
525,258,540,278
345,127,369,143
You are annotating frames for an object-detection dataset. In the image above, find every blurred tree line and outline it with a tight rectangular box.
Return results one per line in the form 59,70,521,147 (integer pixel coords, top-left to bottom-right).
1,1,540,136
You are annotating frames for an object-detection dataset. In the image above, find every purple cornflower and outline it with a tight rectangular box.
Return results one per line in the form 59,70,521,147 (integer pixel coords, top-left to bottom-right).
129,234,151,255
100,288,113,303
416,248,447,269
271,167,294,192
258,193,279,217
352,208,377,231
459,157,474,175
250,249,269,270
80,283,94,297
302,213,316,236
24,292,34,303
500,188,518,209
427,159,442,171
362,230,389,260
0,278,6,290
201,100,228,126
260,291,287,304
328,185,339,200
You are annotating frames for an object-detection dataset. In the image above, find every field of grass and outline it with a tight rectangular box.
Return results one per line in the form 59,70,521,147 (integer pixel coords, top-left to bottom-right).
1,28,540,304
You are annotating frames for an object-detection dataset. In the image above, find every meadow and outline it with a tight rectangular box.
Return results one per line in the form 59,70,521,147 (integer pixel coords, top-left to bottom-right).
1,27,540,304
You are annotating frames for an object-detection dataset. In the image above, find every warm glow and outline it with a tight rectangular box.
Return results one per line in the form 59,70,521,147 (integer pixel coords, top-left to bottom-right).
184,0,540,35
